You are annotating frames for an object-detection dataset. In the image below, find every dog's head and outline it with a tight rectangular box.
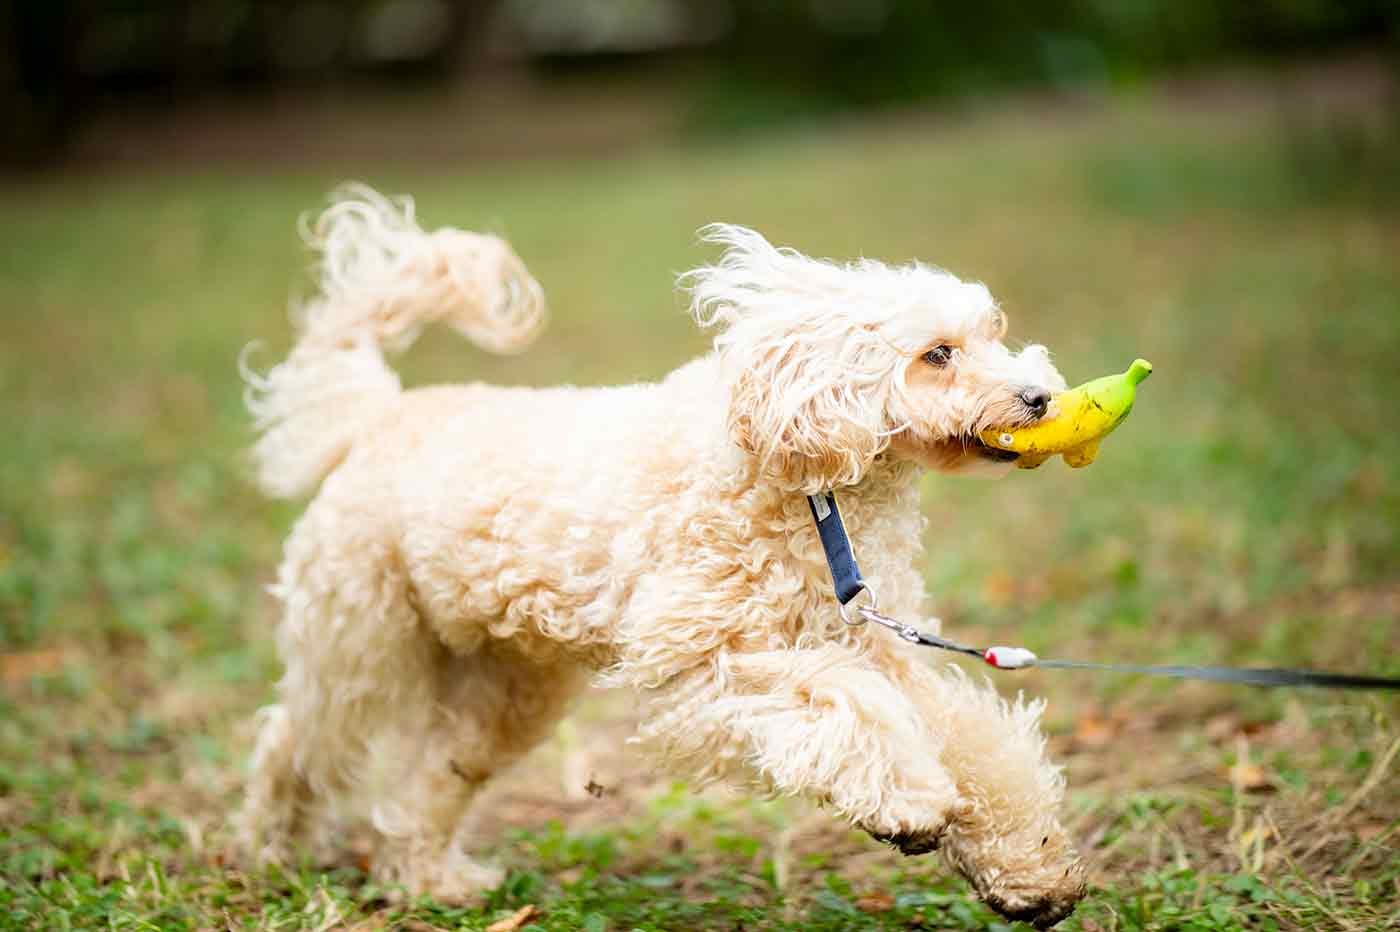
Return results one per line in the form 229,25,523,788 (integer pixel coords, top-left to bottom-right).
686,225,1065,492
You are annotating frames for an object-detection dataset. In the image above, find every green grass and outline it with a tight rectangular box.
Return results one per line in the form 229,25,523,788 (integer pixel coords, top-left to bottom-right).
2,73,1398,930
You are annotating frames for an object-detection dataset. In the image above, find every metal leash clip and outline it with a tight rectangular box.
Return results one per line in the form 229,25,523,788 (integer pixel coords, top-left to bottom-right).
836,586,878,626
840,589,923,644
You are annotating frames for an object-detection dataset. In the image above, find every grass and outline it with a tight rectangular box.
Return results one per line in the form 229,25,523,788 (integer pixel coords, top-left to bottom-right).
2,67,1399,930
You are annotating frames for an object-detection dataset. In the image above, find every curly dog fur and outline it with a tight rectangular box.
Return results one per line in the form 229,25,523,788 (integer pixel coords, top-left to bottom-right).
238,185,1087,927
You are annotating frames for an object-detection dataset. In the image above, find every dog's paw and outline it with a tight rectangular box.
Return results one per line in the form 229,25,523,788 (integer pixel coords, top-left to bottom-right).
956,844,1087,930
375,847,506,906
865,826,942,855
856,789,968,850
859,799,965,856
982,868,1087,930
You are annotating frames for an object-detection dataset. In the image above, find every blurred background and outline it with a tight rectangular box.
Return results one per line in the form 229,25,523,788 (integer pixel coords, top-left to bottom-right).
4,0,1400,167
2,3,1399,930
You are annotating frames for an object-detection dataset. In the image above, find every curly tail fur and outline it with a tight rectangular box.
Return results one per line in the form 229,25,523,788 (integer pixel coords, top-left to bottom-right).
242,184,546,498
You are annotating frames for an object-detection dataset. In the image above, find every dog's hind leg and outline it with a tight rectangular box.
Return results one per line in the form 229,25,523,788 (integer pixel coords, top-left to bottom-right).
238,477,446,873
366,643,587,903
239,703,316,865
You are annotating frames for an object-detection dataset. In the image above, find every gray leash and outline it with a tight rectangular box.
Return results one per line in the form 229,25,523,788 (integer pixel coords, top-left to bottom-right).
849,601,1400,689
809,492,1400,691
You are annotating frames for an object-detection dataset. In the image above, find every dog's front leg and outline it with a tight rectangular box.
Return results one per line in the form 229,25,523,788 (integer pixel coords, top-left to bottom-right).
900,661,1087,929
638,644,962,851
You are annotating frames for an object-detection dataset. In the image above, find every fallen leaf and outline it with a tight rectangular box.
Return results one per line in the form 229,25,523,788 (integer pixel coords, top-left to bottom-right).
1204,714,1240,742
349,918,394,931
855,891,894,913
982,570,1017,607
1228,761,1275,793
1073,712,1121,747
2,648,68,685
486,904,540,932
348,836,373,872
1238,821,1275,847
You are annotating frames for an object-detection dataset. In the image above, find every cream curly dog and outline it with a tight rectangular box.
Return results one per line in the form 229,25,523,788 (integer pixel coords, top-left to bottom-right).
239,186,1087,927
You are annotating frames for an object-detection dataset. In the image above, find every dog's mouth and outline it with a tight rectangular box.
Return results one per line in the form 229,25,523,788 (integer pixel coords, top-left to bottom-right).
972,436,1021,463
969,403,1054,463
897,418,1041,471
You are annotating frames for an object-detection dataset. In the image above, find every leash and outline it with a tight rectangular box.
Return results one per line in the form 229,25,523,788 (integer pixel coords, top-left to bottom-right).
807,492,1400,690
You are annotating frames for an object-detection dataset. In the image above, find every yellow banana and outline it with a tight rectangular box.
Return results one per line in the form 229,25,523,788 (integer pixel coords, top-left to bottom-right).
980,358,1152,469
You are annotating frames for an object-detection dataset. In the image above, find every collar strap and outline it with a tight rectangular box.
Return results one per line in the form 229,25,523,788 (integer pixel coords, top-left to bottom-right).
807,493,866,605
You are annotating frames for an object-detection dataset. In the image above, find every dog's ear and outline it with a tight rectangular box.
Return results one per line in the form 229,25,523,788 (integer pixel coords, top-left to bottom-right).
724,341,888,491
685,224,895,492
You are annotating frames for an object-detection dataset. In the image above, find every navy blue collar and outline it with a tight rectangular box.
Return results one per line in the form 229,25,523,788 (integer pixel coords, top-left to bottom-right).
806,493,866,605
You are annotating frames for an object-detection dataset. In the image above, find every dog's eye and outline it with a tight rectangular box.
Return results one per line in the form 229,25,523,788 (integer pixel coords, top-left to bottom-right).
922,345,954,367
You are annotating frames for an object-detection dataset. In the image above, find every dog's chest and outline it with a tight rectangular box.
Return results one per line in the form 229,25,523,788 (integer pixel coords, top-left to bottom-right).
716,485,925,647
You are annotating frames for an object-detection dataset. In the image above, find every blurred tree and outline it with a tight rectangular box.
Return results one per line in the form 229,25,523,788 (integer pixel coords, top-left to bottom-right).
1,0,1396,165
3,0,84,166
700,0,1398,124
0,0,503,167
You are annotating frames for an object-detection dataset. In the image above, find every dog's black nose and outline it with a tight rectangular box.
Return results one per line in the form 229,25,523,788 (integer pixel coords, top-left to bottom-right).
1019,387,1052,416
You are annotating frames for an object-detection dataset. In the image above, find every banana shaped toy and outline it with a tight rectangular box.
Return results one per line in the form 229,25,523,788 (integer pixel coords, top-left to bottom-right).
980,358,1153,469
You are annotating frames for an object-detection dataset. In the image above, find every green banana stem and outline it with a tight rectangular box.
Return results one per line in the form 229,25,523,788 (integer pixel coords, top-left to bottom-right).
1126,358,1153,386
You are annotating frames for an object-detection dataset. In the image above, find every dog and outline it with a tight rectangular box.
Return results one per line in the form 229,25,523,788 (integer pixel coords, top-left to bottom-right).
238,185,1086,927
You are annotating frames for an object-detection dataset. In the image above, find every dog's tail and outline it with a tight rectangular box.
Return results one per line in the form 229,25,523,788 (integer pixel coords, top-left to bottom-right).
242,184,546,498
